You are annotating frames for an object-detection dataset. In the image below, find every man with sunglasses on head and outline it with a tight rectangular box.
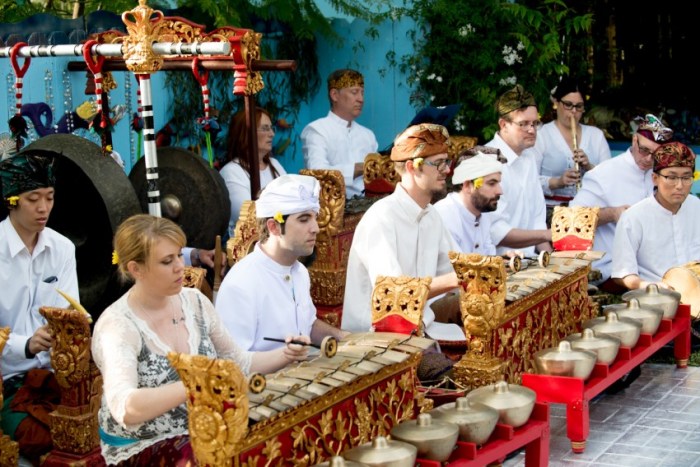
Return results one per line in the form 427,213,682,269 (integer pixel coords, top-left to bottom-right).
484,85,553,256
611,141,700,290
342,123,464,342
571,114,673,292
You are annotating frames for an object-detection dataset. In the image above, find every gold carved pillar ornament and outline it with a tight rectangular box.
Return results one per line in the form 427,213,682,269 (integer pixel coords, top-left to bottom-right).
0,327,20,466
450,252,508,388
168,353,250,466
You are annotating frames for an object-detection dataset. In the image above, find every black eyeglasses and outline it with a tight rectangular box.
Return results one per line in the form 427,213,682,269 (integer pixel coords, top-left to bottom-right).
635,137,655,156
421,158,451,171
657,174,694,186
510,120,543,131
559,100,585,112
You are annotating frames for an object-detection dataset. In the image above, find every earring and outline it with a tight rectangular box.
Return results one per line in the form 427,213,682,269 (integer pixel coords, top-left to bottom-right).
552,104,558,110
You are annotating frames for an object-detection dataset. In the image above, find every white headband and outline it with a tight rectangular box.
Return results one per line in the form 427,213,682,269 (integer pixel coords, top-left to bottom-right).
256,174,320,218
452,152,503,185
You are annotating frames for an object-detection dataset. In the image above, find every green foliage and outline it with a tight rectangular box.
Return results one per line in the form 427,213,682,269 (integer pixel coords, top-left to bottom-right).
395,0,593,142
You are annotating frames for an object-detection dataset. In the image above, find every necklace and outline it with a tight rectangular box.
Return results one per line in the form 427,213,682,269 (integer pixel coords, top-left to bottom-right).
131,293,186,353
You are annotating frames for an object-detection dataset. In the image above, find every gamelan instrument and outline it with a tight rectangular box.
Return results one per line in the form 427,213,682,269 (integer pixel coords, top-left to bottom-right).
169,332,435,465
263,335,339,358
444,252,595,389
570,114,581,190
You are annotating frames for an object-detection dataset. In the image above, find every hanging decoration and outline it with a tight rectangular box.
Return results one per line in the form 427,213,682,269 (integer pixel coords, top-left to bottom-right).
9,42,30,153
191,57,219,168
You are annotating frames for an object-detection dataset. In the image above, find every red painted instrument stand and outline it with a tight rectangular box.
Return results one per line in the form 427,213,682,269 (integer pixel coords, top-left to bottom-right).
416,402,550,467
521,303,691,454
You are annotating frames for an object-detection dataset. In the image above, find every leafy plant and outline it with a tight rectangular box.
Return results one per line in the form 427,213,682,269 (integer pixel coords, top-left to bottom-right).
394,0,593,141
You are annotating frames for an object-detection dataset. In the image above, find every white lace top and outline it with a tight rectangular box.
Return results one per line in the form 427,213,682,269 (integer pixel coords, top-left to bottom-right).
91,287,252,465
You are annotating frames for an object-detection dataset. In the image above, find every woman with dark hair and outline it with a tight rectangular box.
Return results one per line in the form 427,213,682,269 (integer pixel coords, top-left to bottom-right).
534,77,611,210
219,108,286,237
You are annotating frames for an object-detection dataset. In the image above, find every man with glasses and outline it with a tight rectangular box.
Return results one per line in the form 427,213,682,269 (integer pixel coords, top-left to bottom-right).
611,141,700,290
301,69,378,198
342,123,464,341
485,85,552,256
571,114,673,291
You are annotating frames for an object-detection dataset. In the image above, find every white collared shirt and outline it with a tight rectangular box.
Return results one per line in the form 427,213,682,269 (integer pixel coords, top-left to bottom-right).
301,111,378,198
0,217,78,379
343,184,461,338
215,243,316,351
485,133,548,256
434,192,497,255
612,194,700,282
571,149,654,280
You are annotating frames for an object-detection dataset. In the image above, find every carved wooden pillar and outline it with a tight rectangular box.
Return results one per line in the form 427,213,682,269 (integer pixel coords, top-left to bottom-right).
40,307,105,466
0,327,20,467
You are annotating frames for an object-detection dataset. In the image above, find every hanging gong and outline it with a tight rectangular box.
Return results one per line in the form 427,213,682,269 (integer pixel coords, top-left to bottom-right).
11,134,142,318
128,146,230,249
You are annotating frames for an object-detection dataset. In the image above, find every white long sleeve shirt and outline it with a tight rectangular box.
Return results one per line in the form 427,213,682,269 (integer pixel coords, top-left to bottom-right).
570,149,654,280
0,218,78,379
485,133,548,256
612,195,700,282
433,192,497,255
343,184,461,339
301,111,378,198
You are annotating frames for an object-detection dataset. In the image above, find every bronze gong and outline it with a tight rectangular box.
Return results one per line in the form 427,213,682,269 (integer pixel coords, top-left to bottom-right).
128,146,230,249
10,134,142,317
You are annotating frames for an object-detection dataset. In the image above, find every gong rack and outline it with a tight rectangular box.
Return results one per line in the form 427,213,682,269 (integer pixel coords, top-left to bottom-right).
522,303,691,454
0,0,296,215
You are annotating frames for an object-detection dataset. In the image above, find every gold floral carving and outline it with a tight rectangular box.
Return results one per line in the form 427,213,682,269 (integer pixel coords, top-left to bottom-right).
363,152,399,186
183,266,212,301
551,206,600,244
448,135,478,160
309,270,347,306
40,307,102,455
119,0,167,73
0,327,19,467
157,16,207,44
240,30,265,95
300,169,345,240
371,275,432,336
168,353,250,466
449,253,593,388
236,354,421,464
101,71,118,93
227,200,259,267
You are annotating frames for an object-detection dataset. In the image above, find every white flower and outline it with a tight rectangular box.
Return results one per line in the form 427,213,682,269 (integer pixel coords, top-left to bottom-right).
436,76,443,83
499,76,517,86
517,41,525,50
458,24,475,37
427,73,436,80
430,95,435,101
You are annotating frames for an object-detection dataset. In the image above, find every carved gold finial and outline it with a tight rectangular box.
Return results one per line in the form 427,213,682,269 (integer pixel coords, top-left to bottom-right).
299,169,345,240
226,200,259,267
168,353,249,464
120,0,166,73
371,275,432,336
240,30,264,95
551,206,600,249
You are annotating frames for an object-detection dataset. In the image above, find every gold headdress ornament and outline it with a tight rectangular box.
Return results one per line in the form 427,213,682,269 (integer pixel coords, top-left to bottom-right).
496,84,536,117
328,69,364,91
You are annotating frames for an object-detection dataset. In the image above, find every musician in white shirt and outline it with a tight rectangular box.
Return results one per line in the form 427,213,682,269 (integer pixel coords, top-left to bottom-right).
612,141,700,290
301,69,378,198
216,174,347,351
0,150,78,463
343,123,463,340
485,85,552,256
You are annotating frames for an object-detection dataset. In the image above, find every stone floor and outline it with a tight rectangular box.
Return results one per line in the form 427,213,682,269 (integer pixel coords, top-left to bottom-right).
504,363,700,467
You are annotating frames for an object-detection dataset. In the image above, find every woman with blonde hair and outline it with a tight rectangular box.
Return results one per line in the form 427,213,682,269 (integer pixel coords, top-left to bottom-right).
92,214,309,465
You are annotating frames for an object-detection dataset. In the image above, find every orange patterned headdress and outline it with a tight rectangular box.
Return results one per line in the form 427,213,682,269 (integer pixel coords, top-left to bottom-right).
390,124,450,162
328,69,364,91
